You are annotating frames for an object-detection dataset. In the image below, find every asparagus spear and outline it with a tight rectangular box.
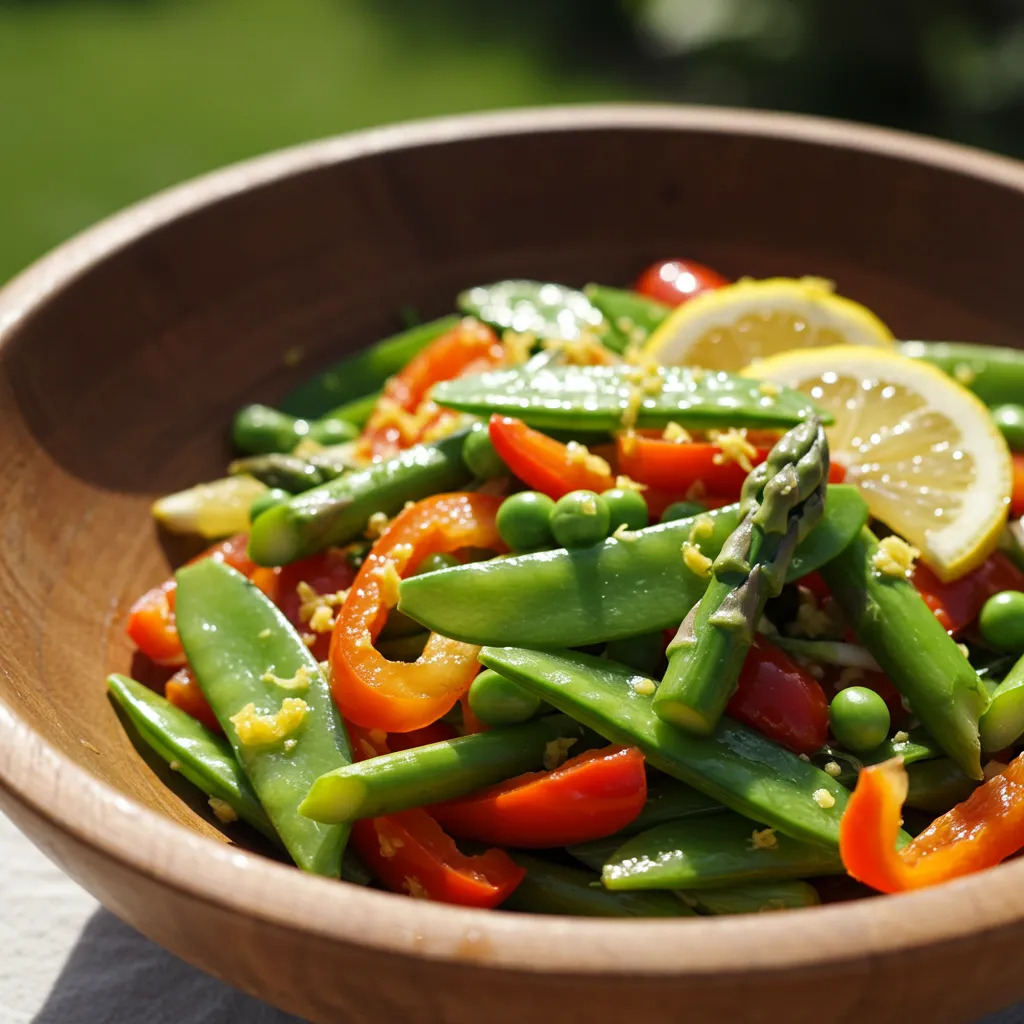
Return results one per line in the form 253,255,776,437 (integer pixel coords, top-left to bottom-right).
654,417,829,735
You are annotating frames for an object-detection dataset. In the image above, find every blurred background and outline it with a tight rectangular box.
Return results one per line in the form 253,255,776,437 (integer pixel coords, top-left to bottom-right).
3,0,1024,285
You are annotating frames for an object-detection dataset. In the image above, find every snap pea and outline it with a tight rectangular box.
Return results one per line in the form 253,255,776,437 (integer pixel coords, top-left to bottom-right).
107,673,274,840
432,364,831,433
399,485,868,649
904,758,978,813
862,730,943,767
601,815,844,891
583,284,670,351
175,560,352,876
901,341,1024,408
458,280,605,343
501,854,695,918
281,314,461,419
299,714,585,824
232,403,358,456
250,488,293,523
991,405,1024,451
248,429,472,566
229,453,331,492
980,652,1024,752
624,778,726,834
660,500,707,523
478,647,848,849
820,528,989,780
467,669,543,726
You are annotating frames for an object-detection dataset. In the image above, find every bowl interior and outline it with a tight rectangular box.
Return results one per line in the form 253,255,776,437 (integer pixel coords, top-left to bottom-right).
2,106,1024,911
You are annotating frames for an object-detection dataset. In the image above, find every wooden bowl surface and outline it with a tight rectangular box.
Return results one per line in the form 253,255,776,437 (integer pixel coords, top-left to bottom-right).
2,106,1024,1024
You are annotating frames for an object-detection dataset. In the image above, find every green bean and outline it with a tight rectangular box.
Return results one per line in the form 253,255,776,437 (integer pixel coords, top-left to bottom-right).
175,560,351,876
467,669,543,727
232,404,358,455
250,488,293,523
991,405,1024,451
583,284,670,352
819,528,989,780
478,647,849,849
601,815,844,891
107,674,274,840
298,714,585,824
501,854,695,918
281,315,461,419
980,652,1024,752
229,453,330,492
901,341,1024,407
248,429,472,566
905,758,978,813
398,485,868,649
432,364,831,433
458,280,604,343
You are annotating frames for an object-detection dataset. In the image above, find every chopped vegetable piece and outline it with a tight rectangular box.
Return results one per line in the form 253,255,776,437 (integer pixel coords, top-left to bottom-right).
980,652,1024,752
830,687,891,753
550,490,611,548
901,340,1024,408
584,284,670,350
468,669,543,727
458,280,604,342
495,491,557,552
912,552,1024,634
232,403,357,456
153,475,269,539
634,258,729,308
601,487,649,532
165,666,220,733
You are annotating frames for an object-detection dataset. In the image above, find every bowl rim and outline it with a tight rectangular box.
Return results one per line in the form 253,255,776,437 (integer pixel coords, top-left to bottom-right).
3,103,1024,978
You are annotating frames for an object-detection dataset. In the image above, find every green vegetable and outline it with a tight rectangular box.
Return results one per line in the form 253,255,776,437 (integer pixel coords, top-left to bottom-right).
324,392,379,429
657,418,828,735
479,647,848,849
901,341,1024,408
467,668,543,727
462,422,506,479
979,591,1024,652
248,430,472,566
495,491,556,552
1000,521,1024,575
601,487,649,532
584,284,670,352
458,280,603,343
625,778,726,834
905,758,978,813
830,686,891,753
980,652,1024,752
601,815,843,891
229,453,331,492
107,674,274,840
432,364,832,433
605,631,665,677
501,854,695,917
175,560,352,876
415,552,460,575
375,631,430,662
991,405,1024,451
862,729,943,766
250,487,293,523
232,403,357,455
299,714,585,824
550,490,611,548
400,485,868,649
820,528,990,780
660,500,707,523
281,315,461,419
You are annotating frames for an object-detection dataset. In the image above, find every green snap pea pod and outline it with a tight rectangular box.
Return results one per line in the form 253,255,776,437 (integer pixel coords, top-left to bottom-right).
583,284,670,352
501,854,695,918
819,528,989,780
991,405,1024,452
175,560,352,876
605,631,666,677
980,652,1024,752
281,315,461,419
904,758,978,813
657,418,829,734
458,280,605,343
299,714,585,824
399,485,868,649
601,815,844,891
107,673,274,840
478,647,849,849
248,429,472,566
232,404,358,456
229,454,331,492
900,341,1024,407
432,364,831,433
625,778,726,834
467,668,543,726
862,729,943,766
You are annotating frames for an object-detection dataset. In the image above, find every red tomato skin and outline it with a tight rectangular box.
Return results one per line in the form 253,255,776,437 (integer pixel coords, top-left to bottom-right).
634,259,729,307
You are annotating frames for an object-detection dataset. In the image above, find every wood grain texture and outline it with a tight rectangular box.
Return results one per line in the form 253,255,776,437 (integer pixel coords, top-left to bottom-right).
1,105,1024,1024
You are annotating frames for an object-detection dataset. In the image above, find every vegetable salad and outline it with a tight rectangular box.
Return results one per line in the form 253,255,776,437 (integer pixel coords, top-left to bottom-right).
113,259,1024,914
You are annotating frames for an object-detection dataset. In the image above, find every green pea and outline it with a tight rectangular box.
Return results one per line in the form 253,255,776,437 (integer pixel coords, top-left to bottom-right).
415,552,461,575
992,405,1024,452
550,490,611,549
468,669,542,726
462,423,507,479
249,488,292,523
601,487,649,532
660,500,707,524
979,591,1024,652
496,491,556,551
606,631,665,676
830,686,891,753
309,417,358,447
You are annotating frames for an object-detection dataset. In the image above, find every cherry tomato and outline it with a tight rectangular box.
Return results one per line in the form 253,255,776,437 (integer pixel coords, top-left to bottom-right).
634,259,729,307
913,552,1024,635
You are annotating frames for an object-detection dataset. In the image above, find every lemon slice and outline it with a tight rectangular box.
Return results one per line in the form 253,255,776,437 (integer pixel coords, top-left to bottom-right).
643,277,894,370
745,346,1011,581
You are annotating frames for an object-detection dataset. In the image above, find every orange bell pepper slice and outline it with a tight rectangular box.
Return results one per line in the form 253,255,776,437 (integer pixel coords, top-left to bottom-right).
165,666,221,734
840,753,1024,893
330,493,506,732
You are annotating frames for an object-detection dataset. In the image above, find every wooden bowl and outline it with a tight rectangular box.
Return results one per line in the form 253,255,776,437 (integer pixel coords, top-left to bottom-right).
2,106,1024,1024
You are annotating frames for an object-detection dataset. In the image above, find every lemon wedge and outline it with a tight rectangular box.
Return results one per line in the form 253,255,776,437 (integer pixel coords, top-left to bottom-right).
643,277,894,371
745,346,1011,581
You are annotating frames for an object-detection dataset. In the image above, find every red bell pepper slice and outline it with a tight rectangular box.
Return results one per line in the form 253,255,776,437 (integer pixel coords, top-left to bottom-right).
726,637,829,755
347,725,524,907
913,551,1024,634
330,493,506,733
165,666,221,734
429,745,647,848
1012,453,1024,518
840,753,1024,893
488,415,615,499
274,549,357,662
